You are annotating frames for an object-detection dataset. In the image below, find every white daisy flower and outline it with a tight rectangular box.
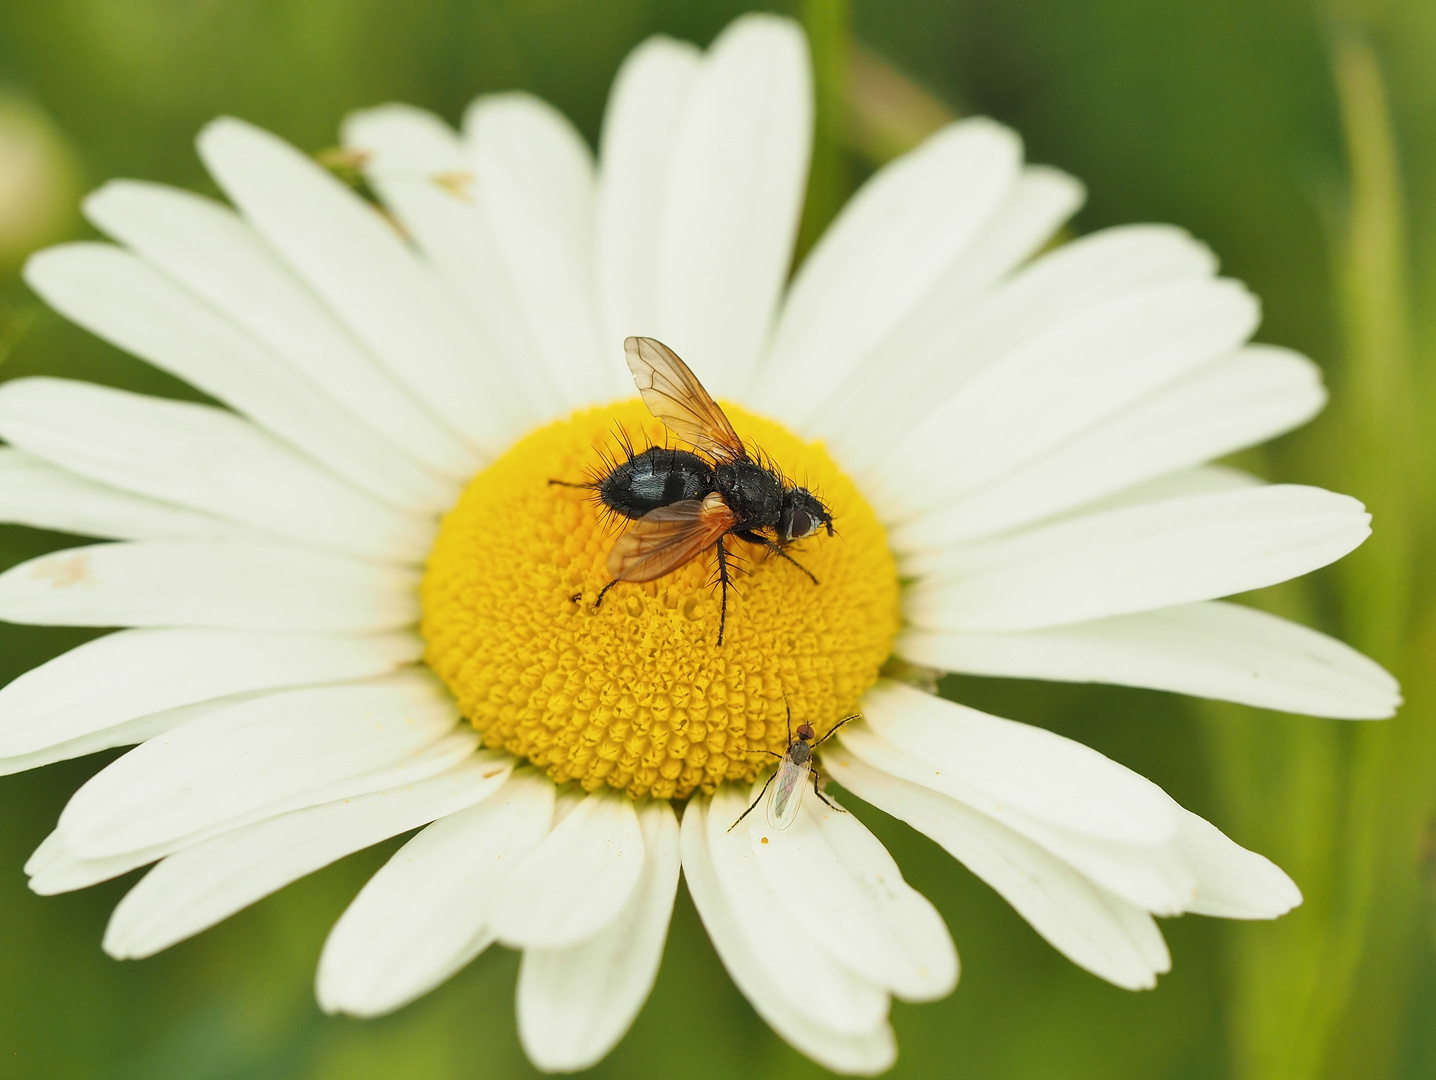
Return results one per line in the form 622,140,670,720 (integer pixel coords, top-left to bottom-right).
0,12,1399,1076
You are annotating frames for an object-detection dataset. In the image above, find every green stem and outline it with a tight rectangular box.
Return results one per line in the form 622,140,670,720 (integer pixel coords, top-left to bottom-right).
1211,26,1423,1080
1319,27,1436,1080
1330,27,1414,662
794,0,853,265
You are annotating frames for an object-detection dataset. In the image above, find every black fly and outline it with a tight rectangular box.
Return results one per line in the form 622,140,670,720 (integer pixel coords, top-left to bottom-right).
553,336,834,645
728,705,858,832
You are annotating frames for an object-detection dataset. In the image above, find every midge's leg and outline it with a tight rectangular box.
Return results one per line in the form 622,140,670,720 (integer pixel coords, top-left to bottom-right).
810,768,846,814
736,530,819,586
813,713,860,748
728,771,777,833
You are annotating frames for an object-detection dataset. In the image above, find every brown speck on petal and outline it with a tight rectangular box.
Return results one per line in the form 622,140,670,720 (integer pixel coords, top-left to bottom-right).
32,552,90,587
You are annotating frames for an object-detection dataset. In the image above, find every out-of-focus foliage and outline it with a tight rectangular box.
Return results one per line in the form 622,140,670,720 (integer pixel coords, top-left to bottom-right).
0,1,1434,1078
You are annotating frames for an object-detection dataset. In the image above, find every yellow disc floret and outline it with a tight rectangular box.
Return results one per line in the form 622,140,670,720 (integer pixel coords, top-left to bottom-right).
422,401,899,800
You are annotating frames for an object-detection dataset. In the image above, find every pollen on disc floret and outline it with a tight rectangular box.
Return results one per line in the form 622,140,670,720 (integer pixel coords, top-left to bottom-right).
421,401,900,801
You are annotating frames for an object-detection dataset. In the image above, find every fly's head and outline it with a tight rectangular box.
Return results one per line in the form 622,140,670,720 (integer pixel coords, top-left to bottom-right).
778,487,834,543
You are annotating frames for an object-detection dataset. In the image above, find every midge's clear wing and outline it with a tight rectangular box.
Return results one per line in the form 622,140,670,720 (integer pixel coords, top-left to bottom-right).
766,753,811,830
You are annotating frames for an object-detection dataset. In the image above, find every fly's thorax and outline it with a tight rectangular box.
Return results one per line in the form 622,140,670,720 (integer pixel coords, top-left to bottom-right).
789,740,812,766
715,460,785,528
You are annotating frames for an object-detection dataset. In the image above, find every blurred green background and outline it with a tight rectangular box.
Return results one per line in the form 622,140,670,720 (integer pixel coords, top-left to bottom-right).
1,0,1434,1077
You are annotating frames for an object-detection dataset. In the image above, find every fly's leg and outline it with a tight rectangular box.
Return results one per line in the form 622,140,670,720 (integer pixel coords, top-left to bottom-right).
728,771,777,833
548,479,592,488
715,536,731,646
810,768,847,815
736,531,819,586
585,578,621,608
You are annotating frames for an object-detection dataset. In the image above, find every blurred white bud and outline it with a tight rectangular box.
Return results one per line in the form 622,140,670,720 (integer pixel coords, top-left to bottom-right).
0,92,80,268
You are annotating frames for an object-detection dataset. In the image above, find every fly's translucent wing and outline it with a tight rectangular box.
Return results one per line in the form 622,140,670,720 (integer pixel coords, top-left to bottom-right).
766,753,811,830
623,336,747,462
607,493,736,582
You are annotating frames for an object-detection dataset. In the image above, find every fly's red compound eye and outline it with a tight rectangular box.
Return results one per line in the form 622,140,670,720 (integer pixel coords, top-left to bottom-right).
796,723,815,741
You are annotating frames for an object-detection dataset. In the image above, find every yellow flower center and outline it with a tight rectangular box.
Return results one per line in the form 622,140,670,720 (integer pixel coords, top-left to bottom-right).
421,401,899,800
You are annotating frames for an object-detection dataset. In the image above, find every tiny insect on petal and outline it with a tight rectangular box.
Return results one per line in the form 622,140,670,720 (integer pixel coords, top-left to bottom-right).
767,756,811,830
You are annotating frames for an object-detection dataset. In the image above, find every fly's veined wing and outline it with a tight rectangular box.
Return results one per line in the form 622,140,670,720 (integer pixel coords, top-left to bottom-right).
623,337,747,462
766,755,810,830
607,494,736,582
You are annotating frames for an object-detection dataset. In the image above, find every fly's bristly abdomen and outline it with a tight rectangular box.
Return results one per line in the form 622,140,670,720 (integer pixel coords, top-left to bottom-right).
599,446,715,520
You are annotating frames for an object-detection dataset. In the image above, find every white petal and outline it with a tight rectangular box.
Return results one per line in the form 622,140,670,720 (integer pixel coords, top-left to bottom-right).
680,794,897,1075
651,14,812,397
0,539,419,632
516,800,680,1072
82,179,473,487
903,485,1371,633
104,751,513,959
840,717,1196,914
820,224,1220,474
197,116,529,457
23,830,74,888
925,165,1085,306
23,242,450,512
867,277,1260,522
847,697,1195,914
999,815,1197,916
705,784,890,1034
896,601,1399,720
0,691,265,778
825,752,1170,990
1072,463,1263,514
0,626,420,757
1174,807,1301,919
28,727,479,895
891,345,1327,549
595,36,702,355
757,119,1021,426
0,448,249,541
856,680,1176,845
317,771,556,1017
461,94,618,411
340,104,564,423
488,787,645,949
805,165,1082,453
56,671,459,859
749,784,957,1001
0,378,434,562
